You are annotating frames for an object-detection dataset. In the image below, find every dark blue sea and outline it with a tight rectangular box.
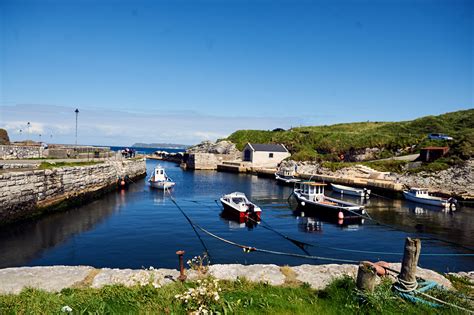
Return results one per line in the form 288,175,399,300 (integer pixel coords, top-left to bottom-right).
0,159,472,272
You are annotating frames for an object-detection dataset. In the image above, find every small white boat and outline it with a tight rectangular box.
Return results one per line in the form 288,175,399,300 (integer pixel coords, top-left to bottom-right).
148,165,175,190
403,188,457,210
330,183,371,198
275,169,300,185
293,182,365,221
220,192,262,221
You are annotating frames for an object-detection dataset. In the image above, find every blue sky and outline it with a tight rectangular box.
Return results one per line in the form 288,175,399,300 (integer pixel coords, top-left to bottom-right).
0,0,472,145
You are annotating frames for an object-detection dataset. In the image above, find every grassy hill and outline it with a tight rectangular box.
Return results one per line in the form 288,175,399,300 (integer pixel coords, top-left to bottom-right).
226,109,474,162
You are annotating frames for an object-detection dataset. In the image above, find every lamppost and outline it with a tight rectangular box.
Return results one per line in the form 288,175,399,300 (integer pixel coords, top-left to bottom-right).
27,122,31,139
19,129,22,140
74,108,79,146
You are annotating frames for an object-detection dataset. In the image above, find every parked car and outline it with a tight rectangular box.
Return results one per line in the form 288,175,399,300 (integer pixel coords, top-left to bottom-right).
428,133,453,141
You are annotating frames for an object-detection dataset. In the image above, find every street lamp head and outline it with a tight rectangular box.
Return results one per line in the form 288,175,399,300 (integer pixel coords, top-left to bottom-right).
75,109,79,113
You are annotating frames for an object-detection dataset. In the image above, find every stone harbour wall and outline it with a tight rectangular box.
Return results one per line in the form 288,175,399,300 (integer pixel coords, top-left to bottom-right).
0,263,461,294
0,159,146,225
0,145,45,159
187,152,240,170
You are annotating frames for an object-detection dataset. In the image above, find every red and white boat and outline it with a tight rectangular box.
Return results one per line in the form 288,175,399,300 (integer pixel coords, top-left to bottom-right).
220,192,262,221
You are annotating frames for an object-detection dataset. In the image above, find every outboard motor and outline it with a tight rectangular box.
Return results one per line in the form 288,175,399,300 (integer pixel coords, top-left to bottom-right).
363,188,369,199
448,197,458,212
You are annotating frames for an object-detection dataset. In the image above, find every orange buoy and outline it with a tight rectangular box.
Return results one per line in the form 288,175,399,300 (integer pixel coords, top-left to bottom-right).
121,180,126,186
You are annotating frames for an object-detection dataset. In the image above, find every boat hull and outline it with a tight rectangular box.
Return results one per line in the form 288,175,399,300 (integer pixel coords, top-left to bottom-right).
149,181,175,190
221,202,261,221
275,174,300,186
403,191,451,208
294,193,364,221
330,184,370,198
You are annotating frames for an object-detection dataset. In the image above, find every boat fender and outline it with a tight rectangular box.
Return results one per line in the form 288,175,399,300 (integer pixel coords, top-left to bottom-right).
300,201,306,206
121,180,126,186
338,211,344,219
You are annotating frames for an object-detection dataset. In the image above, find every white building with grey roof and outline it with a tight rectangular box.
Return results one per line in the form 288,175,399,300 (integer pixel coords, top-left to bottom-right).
242,143,290,168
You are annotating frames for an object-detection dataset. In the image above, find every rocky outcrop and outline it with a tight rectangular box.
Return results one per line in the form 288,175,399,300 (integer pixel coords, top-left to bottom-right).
187,140,239,155
185,141,241,170
279,159,474,198
0,263,460,294
395,159,474,197
0,129,9,145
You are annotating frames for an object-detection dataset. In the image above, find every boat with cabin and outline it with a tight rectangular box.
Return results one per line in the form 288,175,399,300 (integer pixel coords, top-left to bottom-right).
330,183,371,198
275,169,300,185
293,182,365,221
403,188,457,210
220,192,262,221
148,165,175,190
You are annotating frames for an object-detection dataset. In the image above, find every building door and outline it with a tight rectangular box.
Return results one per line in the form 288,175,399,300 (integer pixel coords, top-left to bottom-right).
244,149,251,161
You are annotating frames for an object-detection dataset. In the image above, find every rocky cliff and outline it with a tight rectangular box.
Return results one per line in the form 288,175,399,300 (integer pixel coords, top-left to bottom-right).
0,129,10,145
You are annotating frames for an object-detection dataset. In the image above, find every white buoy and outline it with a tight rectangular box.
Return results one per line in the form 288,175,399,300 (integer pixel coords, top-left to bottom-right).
301,201,306,206
338,211,344,219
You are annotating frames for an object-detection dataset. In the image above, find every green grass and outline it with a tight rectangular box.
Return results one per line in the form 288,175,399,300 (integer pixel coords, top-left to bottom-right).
0,276,470,314
226,109,474,162
38,161,103,169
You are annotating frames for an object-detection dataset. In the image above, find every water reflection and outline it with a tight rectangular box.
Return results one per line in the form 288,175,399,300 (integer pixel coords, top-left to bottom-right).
0,184,138,268
296,216,323,234
219,210,259,230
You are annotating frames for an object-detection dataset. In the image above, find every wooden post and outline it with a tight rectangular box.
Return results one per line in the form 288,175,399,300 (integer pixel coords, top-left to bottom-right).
356,261,378,292
399,237,421,285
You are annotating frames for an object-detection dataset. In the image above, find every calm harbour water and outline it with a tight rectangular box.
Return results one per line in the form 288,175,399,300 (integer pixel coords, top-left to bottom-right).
0,159,473,272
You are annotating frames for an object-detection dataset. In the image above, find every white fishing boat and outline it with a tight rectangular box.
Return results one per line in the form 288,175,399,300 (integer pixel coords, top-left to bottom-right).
275,169,300,185
293,182,365,220
220,192,262,221
148,165,175,190
403,188,457,210
330,183,371,198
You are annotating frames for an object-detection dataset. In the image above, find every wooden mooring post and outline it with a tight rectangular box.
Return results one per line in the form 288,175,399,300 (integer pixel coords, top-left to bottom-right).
356,261,378,292
399,237,421,287
357,237,422,292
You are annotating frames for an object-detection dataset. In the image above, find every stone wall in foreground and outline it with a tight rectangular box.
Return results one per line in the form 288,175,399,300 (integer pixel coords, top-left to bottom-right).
0,159,146,224
0,263,458,294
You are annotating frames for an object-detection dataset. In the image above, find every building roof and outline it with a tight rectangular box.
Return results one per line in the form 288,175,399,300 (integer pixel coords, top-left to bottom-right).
247,143,288,152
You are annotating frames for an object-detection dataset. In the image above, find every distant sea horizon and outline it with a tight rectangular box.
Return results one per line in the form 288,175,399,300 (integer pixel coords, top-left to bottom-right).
108,146,184,155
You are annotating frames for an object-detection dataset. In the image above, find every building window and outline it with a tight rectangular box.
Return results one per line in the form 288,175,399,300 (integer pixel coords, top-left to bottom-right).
269,153,274,158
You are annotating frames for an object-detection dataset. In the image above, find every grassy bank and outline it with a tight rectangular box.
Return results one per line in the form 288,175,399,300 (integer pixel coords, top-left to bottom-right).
0,276,469,314
226,109,474,162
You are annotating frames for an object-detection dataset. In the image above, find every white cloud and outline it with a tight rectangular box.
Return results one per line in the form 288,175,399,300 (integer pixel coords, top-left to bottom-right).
0,104,305,146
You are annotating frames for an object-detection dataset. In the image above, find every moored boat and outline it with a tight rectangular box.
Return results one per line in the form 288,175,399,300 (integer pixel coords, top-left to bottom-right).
148,165,175,190
275,169,300,185
293,182,365,221
220,192,262,221
330,183,371,198
403,188,457,210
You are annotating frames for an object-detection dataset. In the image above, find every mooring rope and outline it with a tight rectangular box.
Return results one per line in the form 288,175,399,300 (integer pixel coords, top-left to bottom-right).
165,189,212,260
170,197,360,263
185,199,474,257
